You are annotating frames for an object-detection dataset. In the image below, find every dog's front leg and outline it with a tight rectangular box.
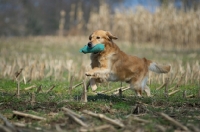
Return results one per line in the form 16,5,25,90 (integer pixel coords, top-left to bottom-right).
89,77,105,91
86,57,109,78
85,67,109,78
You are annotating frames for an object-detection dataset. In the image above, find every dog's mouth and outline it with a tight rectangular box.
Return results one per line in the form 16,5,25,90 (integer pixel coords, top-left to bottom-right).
87,42,103,54
87,42,94,48
88,44,98,54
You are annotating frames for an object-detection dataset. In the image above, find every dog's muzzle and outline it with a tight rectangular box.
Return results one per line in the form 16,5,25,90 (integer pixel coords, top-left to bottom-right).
87,42,93,48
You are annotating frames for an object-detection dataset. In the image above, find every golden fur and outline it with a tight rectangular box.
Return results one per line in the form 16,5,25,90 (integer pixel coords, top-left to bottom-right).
85,30,170,96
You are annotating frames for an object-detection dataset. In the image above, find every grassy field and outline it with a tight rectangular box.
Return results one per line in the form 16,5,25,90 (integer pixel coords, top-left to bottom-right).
0,36,200,132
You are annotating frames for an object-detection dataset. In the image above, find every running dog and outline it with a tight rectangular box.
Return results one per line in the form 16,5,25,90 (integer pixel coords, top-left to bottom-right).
85,30,170,96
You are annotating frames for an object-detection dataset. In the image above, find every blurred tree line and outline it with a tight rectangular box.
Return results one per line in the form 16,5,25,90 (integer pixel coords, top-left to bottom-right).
0,0,199,36
0,0,124,36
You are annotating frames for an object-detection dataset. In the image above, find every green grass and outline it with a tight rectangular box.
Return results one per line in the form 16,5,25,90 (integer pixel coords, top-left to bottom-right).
0,36,200,131
0,78,200,131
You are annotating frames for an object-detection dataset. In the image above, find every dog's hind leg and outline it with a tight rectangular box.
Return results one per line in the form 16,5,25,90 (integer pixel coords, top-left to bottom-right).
144,85,151,97
130,76,149,97
130,83,142,97
141,76,151,97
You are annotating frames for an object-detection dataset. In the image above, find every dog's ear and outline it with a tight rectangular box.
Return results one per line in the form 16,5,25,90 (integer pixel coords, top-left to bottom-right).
106,31,118,40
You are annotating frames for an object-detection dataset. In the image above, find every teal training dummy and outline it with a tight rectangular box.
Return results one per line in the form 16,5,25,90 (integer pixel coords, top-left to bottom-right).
79,43,105,54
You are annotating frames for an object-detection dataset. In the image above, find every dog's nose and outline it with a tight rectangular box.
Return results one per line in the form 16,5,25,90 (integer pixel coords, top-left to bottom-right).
88,42,92,47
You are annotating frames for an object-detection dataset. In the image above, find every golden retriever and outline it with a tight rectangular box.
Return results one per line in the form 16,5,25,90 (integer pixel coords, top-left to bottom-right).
85,30,170,96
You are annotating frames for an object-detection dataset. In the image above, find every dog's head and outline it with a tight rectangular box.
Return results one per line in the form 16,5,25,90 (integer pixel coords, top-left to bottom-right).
88,30,117,48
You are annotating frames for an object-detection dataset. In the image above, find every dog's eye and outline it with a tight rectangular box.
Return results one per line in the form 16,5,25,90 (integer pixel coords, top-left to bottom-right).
96,36,100,39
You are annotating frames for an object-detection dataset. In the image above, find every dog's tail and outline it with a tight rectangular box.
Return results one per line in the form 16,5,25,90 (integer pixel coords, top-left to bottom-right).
147,60,171,73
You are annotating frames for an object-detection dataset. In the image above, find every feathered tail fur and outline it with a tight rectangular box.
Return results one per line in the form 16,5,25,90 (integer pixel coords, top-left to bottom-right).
148,62,171,73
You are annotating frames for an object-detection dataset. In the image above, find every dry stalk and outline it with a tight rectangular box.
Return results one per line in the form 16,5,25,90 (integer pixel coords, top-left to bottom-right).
82,110,124,128
31,92,36,106
0,113,16,132
62,107,82,119
16,81,20,99
187,124,200,132
198,89,200,98
46,85,56,93
13,111,46,121
81,80,87,102
169,73,185,91
198,72,200,86
155,125,166,132
55,124,64,132
79,124,114,132
159,112,190,132
119,88,122,97
183,90,187,98
168,86,175,91
156,83,166,90
72,82,83,89
129,115,166,132
171,70,178,84
164,78,169,97
13,122,26,127
23,76,27,84
30,65,34,81
131,116,150,123
65,112,88,127
168,89,180,96
39,63,45,79
36,85,42,93
0,124,11,132
113,87,130,95
186,94,194,98
102,86,126,94
15,68,23,80
177,73,185,87
24,85,37,91
68,76,74,93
